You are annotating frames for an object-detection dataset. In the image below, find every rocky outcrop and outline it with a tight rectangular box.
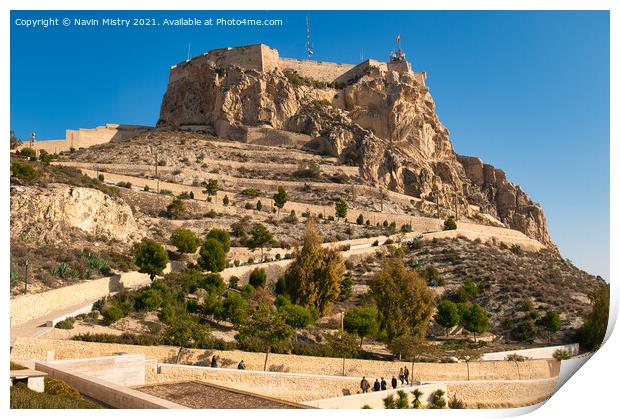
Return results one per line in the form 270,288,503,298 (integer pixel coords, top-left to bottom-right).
10,183,144,244
158,58,553,247
457,155,553,247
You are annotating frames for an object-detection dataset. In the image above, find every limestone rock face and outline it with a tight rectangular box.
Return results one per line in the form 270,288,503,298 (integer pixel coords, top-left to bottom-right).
10,184,143,244
158,60,553,247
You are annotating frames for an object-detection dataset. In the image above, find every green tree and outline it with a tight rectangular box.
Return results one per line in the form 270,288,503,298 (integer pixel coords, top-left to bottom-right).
461,303,489,342
235,304,293,370
256,200,263,211
370,257,436,342
198,273,227,295
133,239,169,281
284,220,345,316
204,179,219,202
222,195,230,206
166,198,184,219
335,199,348,220
344,307,379,347
198,239,226,272
19,147,36,159
170,228,201,254
580,283,609,351
163,314,210,349
206,228,231,253
221,291,249,325
538,309,561,342
249,268,267,288
435,299,461,336
279,303,314,330
356,214,364,225
248,223,275,260
443,217,457,230
272,186,288,215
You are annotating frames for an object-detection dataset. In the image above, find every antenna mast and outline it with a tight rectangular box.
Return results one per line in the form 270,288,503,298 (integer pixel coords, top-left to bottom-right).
306,16,313,59
187,43,191,61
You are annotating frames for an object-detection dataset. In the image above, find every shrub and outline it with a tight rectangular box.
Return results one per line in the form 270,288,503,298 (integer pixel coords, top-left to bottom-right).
228,276,239,289
443,217,457,230
102,306,125,325
10,383,98,409
10,161,38,181
170,228,201,254
54,317,75,330
241,188,262,197
98,174,105,182
340,276,353,299
249,268,267,288
448,395,465,409
356,214,364,225
134,288,163,311
256,200,263,210
553,349,571,361
143,184,149,191
429,389,447,409
222,195,229,205
510,244,523,255
19,147,36,159
166,198,185,219
44,378,81,399
117,181,132,189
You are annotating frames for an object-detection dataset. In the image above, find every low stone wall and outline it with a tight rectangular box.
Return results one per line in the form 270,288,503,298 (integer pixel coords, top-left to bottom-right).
12,338,560,382
151,364,363,402
480,344,579,361
10,269,158,327
42,354,146,387
35,360,185,409
446,378,558,408
305,383,446,408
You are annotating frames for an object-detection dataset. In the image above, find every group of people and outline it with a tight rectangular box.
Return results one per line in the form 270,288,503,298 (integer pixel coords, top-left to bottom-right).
359,367,411,393
210,355,247,370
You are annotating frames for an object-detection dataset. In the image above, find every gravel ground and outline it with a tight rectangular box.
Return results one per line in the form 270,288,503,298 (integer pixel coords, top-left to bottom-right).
136,381,307,409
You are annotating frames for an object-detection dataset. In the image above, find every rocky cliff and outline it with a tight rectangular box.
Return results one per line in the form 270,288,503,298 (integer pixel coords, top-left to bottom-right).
158,59,553,247
10,183,144,244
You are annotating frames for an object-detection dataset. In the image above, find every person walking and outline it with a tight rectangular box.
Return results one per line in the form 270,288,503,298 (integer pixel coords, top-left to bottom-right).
391,375,398,389
237,360,246,370
403,366,410,385
380,377,387,391
399,367,405,385
210,355,217,368
373,379,381,392
360,376,370,393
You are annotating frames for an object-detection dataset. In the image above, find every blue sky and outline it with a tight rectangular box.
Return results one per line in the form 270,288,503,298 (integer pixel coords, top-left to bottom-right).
10,10,609,279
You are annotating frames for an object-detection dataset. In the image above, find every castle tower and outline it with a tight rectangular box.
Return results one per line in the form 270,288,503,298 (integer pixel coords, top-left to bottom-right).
388,34,412,73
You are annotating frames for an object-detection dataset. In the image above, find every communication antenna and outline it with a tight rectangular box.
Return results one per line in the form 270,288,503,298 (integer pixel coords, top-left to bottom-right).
187,43,191,61
306,16,314,59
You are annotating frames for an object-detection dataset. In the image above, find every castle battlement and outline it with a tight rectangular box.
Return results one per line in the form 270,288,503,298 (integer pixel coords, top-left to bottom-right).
168,43,426,86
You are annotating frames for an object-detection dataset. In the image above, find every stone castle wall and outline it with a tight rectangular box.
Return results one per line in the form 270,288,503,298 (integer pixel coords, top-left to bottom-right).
168,43,421,85
14,124,150,155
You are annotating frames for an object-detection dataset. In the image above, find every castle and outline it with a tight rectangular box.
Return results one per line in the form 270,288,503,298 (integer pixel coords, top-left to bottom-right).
168,43,427,86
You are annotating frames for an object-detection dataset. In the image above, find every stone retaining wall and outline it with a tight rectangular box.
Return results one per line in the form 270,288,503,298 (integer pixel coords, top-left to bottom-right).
446,378,558,408
12,338,560,382
10,269,158,327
